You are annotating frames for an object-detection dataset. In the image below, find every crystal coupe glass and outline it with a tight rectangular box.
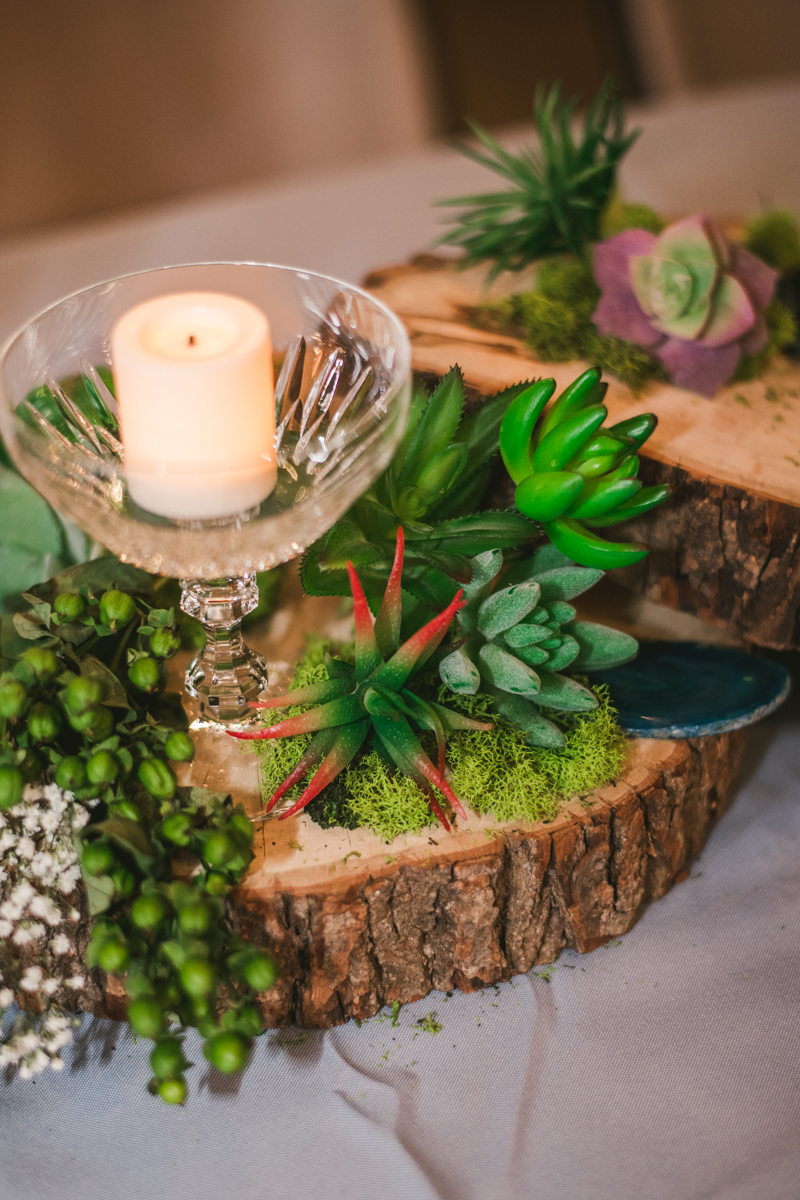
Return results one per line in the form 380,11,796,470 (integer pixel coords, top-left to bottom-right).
0,263,411,725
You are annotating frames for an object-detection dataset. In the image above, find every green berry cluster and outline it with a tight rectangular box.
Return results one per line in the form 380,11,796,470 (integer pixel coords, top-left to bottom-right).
0,566,280,1104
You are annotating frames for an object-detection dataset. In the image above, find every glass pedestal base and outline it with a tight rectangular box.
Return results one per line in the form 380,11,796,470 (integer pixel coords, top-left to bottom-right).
181,575,269,727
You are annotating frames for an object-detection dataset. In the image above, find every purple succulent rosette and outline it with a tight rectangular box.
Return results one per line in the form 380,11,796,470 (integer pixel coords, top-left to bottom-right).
592,215,778,396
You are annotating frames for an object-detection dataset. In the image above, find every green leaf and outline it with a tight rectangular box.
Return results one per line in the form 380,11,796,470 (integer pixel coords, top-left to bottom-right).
504,622,550,648
81,868,116,916
299,540,351,598
570,621,638,669
486,687,566,749
93,817,159,872
478,643,541,696
533,565,604,602
456,380,538,474
395,368,465,492
439,646,481,694
80,655,129,707
11,611,58,644
32,556,155,603
534,670,597,711
477,581,541,638
414,444,468,508
322,519,384,571
544,634,580,671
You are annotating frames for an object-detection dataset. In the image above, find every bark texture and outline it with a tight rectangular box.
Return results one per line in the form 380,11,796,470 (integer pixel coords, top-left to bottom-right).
611,458,800,650
227,731,744,1028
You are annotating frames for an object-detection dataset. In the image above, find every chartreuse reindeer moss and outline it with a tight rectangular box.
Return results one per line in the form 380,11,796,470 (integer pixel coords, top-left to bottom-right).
250,644,627,839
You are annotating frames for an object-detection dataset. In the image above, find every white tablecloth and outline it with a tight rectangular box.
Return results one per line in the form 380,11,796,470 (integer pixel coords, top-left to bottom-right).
1,77,799,1200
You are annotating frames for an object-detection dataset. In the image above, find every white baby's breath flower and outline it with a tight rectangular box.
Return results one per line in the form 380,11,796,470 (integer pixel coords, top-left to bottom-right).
30,1049,50,1074
15,837,36,860
23,784,44,804
39,810,60,833
52,933,72,956
50,1057,64,1072
65,975,84,990
0,988,13,1006
41,978,60,996
20,965,44,992
12,881,35,906
11,927,32,945
30,894,61,926
21,811,40,833
18,1062,32,1080
71,809,90,830
68,909,80,923
0,830,15,854
0,919,13,938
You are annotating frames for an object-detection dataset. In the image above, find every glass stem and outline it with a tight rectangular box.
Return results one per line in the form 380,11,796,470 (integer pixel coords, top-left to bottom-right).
180,575,269,726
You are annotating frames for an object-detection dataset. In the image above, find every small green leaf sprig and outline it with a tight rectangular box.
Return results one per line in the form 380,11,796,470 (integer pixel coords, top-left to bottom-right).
439,543,637,748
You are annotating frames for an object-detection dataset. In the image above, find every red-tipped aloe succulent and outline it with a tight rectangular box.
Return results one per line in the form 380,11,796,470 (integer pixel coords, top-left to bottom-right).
229,530,491,829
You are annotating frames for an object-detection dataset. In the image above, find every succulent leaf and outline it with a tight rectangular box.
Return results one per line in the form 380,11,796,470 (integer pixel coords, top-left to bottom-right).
486,686,566,749
439,645,481,694
478,643,541,697
570,621,638,669
535,670,597,711
477,581,541,639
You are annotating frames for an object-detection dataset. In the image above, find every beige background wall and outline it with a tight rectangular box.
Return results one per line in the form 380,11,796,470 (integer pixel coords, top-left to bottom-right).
0,0,797,243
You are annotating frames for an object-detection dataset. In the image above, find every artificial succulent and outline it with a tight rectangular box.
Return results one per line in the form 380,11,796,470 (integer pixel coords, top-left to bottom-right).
593,215,779,396
231,530,490,831
438,543,637,749
301,369,535,612
438,78,639,275
500,367,670,568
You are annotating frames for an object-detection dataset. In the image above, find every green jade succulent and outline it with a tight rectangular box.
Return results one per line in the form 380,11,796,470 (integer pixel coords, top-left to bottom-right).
302,370,535,612
439,543,637,749
231,530,491,830
500,367,670,568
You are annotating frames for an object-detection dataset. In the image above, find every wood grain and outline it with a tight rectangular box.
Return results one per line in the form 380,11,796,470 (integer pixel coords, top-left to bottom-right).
365,256,800,648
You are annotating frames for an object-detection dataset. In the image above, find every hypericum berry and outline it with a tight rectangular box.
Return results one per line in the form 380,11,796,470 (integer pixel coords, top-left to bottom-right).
158,1078,187,1105
0,678,29,719
203,830,237,868
150,1036,188,1080
128,656,161,693
98,939,130,973
54,592,86,622
177,901,212,936
161,811,192,845
20,646,59,680
203,1031,251,1074
128,997,165,1039
204,872,230,896
81,839,117,877
0,765,24,811
234,1003,263,1037
242,952,279,992
65,674,105,715
18,747,44,783
84,706,115,743
27,702,62,743
111,868,136,898
131,893,171,930
114,799,141,822
179,957,216,997
86,750,119,785
138,758,176,801
150,628,181,659
99,589,136,629
164,731,194,762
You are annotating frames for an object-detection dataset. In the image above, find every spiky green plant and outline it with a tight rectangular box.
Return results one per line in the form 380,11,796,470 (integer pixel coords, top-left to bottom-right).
230,530,491,830
301,369,535,613
500,367,670,568
438,78,639,275
439,544,637,749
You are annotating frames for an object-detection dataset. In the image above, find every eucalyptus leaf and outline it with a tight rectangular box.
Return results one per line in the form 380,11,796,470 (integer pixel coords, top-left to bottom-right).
93,817,159,872
81,655,129,707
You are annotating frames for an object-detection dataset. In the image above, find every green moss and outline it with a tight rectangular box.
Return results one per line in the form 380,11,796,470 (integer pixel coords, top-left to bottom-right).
249,642,627,841
745,209,800,276
473,254,663,394
442,683,626,825
733,298,798,382
344,751,437,841
600,197,665,238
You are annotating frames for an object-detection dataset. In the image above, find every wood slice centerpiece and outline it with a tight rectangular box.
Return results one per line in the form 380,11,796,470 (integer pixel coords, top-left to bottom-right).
364,256,800,651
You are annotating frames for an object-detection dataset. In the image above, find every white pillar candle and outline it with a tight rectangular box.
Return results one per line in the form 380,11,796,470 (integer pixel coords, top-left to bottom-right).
111,291,277,520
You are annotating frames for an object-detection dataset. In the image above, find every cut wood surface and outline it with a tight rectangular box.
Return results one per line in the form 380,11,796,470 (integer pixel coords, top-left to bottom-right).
231,728,746,1028
70,573,749,1029
365,256,800,649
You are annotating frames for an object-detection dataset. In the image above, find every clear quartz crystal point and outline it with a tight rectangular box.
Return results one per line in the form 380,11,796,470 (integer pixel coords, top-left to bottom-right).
181,575,269,727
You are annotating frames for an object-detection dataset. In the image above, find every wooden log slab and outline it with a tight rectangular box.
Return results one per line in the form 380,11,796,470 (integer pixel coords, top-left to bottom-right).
364,256,800,651
230,730,745,1028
